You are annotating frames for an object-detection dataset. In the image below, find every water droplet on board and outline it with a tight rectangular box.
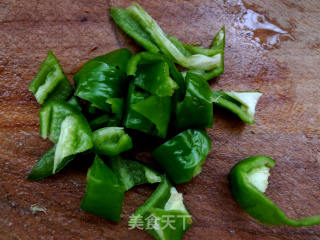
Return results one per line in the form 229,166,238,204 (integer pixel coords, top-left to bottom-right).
231,0,294,50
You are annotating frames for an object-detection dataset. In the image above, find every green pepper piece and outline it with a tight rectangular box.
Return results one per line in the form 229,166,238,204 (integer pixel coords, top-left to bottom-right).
132,95,171,138
175,73,213,130
123,82,171,138
39,100,91,143
89,114,110,130
129,178,193,240
123,82,154,133
27,145,76,181
29,51,73,105
134,61,177,97
183,26,225,81
39,100,93,174
74,49,131,111
229,155,320,227
125,3,222,71
92,127,132,156
110,8,160,53
152,129,211,184
212,91,262,124
67,96,82,112
81,155,125,222
126,51,184,99
109,156,162,191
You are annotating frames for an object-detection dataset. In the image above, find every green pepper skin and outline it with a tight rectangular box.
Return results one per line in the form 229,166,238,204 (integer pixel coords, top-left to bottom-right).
124,82,171,138
123,82,153,133
109,156,162,191
184,26,225,81
211,91,262,124
67,96,82,112
132,95,171,138
38,100,93,174
81,155,125,222
229,156,320,227
39,100,91,143
29,50,73,105
74,49,131,111
152,129,211,184
27,145,75,181
92,127,132,156
110,8,160,53
175,73,213,131
130,178,193,240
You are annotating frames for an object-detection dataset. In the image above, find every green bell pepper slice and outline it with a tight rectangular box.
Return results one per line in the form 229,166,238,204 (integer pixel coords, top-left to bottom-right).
110,8,160,53
39,100,93,174
152,129,211,184
89,114,110,130
27,145,74,181
67,96,82,112
183,26,225,81
211,91,262,124
129,177,193,240
92,127,132,156
124,82,171,138
74,48,131,111
81,155,125,222
229,155,320,227
175,72,213,131
29,50,73,105
109,156,162,191
124,3,222,71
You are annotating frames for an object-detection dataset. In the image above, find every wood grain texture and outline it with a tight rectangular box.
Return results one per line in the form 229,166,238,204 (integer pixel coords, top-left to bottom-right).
1,0,320,239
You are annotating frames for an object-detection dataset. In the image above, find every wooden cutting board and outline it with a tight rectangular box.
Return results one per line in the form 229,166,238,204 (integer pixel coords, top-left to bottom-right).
0,0,319,239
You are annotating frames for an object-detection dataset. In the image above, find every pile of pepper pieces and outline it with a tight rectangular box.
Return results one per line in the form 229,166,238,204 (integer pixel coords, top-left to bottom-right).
27,3,320,240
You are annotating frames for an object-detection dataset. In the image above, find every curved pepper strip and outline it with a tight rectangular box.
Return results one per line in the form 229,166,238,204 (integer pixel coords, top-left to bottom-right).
152,129,211,184
29,50,73,105
124,3,222,71
129,177,193,240
211,91,262,124
81,155,125,222
110,8,160,53
183,26,225,81
39,100,93,174
229,155,320,227
175,72,213,131
92,127,132,156
74,48,131,111
109,156,162,191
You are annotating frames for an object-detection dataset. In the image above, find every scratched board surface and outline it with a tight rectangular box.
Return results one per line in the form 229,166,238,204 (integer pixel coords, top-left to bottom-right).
0,0,320,239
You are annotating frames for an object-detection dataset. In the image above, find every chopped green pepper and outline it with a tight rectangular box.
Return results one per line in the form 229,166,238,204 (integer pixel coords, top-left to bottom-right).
152,129,211,184
109,156,162,191
74,48,131,111
175,72,213,131
123,82,171,138
124,3,222,71
67,96,82,112
29,51,73,105
27,146,72,181
81,155,125,222
129,177,193,240
92,127,132,156
110,8,160,53
89,114,110,130
183,26,225,81
39,100,93,173
211,91,262,124
229,155,320,227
